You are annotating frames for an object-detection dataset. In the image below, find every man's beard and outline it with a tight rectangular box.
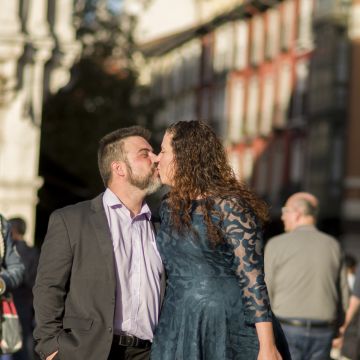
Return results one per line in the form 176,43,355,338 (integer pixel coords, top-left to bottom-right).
126,162,161,195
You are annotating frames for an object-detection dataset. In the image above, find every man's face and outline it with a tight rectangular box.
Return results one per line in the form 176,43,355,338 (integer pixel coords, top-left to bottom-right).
122,136,161,194
281,200,300,232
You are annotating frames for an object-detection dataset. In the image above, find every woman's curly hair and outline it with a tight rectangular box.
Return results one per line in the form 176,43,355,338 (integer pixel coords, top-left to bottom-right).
165,120,269,245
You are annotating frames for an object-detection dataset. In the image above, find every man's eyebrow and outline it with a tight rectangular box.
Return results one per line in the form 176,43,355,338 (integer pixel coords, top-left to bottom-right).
137,147,153,153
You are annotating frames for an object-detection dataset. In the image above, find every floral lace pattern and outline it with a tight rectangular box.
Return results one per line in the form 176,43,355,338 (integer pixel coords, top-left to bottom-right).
150,196,289,360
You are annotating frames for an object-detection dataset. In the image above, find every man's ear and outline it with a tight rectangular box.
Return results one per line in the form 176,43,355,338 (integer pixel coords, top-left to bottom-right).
111,161,126,177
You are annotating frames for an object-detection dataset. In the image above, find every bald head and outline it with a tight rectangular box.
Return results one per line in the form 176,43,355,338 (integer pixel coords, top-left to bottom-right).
282,192,319,232
287,192,319,217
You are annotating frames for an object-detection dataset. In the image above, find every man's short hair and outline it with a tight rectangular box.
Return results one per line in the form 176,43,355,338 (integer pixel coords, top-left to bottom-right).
9,217,27,236
297,198,319,218
98,126,151,186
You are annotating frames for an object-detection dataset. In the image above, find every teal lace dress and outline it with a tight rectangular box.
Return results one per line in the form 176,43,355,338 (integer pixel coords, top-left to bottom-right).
151,197,290,360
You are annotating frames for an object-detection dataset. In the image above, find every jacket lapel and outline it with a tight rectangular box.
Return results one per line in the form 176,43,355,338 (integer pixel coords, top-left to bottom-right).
90,194,116,284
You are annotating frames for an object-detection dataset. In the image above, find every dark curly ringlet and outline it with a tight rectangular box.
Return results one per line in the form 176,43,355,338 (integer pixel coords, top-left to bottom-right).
98,126,151,186
166,120,269,245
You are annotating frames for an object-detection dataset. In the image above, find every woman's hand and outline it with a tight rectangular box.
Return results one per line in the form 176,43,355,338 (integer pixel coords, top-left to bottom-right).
258,345,282,360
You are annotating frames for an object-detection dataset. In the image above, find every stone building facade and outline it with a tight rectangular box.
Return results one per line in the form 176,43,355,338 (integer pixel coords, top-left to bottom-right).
0,0,80,242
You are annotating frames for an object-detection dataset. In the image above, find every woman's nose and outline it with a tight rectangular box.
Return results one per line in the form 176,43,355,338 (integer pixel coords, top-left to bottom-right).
150,152,160,163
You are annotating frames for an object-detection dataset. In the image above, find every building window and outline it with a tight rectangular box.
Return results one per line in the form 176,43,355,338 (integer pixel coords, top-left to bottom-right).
213,85,227,136
260,73,275,135
297,0,314,50
171,51,185,94
242,148,254,182
246,75,259,136
214,23,234,74
265,8,280,60
182,40,201,90
254,151,269,196
276,61,292,127
280,0,295,51
229,151,241,179
199,87,211,121
234,20,248,70
306,121,330,195
291,59,309,124
290,137,305,184
229,77,245,142
269,139,285,206
251,15,264,66
201,34,213,84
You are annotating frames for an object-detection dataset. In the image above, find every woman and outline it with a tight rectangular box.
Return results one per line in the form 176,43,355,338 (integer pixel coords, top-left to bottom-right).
151,121,290,360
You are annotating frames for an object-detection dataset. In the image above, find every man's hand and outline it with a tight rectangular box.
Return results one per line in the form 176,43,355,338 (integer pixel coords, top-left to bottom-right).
46,350,58,360
332,335,344,349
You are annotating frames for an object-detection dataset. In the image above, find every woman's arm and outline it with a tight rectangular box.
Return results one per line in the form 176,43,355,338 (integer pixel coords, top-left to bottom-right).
256,322,282,360
220,198,282,359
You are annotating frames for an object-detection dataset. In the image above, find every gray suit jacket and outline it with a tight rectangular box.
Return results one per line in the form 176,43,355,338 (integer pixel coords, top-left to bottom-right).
33,194,165,360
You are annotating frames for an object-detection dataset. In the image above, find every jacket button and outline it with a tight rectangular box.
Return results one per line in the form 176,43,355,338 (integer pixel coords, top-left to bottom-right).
108,327,112,333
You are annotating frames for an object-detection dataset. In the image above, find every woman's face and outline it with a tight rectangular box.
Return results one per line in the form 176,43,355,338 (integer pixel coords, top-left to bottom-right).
156,131,175,186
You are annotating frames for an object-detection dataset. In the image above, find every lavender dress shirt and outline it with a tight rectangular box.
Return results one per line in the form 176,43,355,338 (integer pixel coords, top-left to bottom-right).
102,189,163,341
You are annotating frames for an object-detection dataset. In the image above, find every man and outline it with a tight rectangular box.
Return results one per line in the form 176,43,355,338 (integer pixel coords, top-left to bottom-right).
33,126,164,360
9,217,39,360
264,192,349,360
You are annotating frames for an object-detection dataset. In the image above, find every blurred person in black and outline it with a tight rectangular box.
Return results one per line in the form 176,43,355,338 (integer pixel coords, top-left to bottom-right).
9,217,39,360
0,214,25,360
333,262,360,359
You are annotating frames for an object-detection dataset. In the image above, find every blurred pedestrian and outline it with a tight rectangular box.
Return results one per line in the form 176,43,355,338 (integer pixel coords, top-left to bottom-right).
33,126,164,360
0,214,25,359
344,254,357,291
9,217,39,360
333,263,360,359
265,192,349,360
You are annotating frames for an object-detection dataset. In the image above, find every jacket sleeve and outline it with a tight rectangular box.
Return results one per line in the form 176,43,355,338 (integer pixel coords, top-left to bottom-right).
33,210,73,359
0,215,25,291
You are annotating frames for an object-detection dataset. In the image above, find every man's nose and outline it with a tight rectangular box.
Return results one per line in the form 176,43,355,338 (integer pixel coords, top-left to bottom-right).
149,152,159,163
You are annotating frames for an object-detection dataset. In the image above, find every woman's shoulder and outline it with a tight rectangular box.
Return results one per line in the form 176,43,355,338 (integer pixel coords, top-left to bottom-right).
213,195,249,211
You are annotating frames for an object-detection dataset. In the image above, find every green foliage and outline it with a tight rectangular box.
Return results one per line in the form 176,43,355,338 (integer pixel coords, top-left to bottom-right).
38,0,155,224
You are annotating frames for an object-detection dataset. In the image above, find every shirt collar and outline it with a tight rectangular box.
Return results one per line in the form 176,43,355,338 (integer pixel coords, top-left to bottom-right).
103,188,152,220
293,224,316,232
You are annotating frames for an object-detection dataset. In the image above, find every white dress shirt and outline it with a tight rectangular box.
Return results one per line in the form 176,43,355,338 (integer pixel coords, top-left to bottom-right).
103,189,163,341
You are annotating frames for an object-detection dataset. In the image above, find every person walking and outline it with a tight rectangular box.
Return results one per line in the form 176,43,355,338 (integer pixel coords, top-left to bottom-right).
0,214,25,360
33,126,164,360
9,217,39,360
333,263,360,359
265,192,349,360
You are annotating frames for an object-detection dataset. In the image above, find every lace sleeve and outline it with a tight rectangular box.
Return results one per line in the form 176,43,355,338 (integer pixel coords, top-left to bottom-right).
220,198,272,324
